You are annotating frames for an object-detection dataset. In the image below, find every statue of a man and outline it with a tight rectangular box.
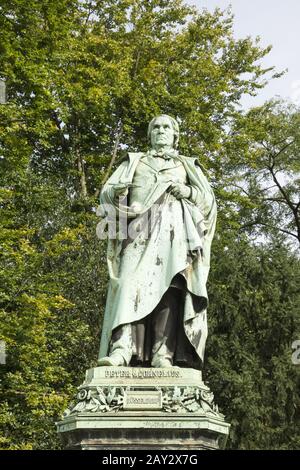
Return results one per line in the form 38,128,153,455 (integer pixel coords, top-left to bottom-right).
97,115,217,369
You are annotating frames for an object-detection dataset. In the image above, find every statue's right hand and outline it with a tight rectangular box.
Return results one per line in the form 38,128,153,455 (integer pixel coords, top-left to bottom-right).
113,183,129,198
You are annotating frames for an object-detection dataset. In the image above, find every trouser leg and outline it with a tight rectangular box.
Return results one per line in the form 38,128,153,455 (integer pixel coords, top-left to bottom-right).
108,286,181,367
151,287,180,366
109,323,133,366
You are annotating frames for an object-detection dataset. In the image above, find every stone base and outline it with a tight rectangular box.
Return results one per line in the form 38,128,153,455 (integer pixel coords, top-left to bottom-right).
57,367,230,450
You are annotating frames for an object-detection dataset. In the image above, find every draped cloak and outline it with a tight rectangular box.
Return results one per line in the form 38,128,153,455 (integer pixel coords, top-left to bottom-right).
97,151,217,366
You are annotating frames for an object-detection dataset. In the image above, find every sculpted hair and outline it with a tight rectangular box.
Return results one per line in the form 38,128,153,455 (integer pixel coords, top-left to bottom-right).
147,114,180,148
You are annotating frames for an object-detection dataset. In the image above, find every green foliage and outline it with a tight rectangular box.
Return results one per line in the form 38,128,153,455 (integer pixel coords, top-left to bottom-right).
0,0,299,450
207,237,300,449
219,100,300,247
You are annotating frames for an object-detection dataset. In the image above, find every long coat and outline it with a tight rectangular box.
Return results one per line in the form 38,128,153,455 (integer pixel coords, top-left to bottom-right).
98,151,217,365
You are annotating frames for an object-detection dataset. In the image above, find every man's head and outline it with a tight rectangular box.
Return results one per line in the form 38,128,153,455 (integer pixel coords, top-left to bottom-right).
147,114,179,151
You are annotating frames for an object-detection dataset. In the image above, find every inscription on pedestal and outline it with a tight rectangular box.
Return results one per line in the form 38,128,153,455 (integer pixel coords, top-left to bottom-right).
104,368,181,379
123,390,162,410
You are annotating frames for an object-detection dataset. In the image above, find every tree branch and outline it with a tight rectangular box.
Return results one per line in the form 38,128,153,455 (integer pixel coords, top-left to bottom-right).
240,220,299,243
50,111,69,151
96,119,123,197
231,183,251,197
267,163,297,213
77,148,88,199
271,139,295,161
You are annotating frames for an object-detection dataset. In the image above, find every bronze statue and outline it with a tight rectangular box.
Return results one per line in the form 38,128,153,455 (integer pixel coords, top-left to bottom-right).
97,115,217,369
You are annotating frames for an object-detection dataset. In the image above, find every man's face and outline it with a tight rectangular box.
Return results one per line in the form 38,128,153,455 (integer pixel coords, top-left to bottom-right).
150,116,175,150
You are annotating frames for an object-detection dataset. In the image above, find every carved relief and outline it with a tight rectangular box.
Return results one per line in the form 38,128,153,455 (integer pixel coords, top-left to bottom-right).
63,384,223,419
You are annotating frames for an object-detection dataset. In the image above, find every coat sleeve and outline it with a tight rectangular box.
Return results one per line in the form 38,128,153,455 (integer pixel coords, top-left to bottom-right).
99,160,129,208
187,163,216,221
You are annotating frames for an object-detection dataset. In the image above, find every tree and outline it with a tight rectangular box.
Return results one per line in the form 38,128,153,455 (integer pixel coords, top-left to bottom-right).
220,101,300,247
206,235,300,449
0,0,299,449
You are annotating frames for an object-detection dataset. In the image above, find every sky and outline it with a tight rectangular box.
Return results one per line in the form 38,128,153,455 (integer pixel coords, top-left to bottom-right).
186,0,300,108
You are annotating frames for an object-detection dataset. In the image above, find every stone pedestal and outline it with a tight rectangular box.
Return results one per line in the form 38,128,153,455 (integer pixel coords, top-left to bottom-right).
57,367,230,450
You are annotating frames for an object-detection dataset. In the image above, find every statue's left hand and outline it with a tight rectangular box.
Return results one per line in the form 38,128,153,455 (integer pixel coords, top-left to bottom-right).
169,183,191,199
